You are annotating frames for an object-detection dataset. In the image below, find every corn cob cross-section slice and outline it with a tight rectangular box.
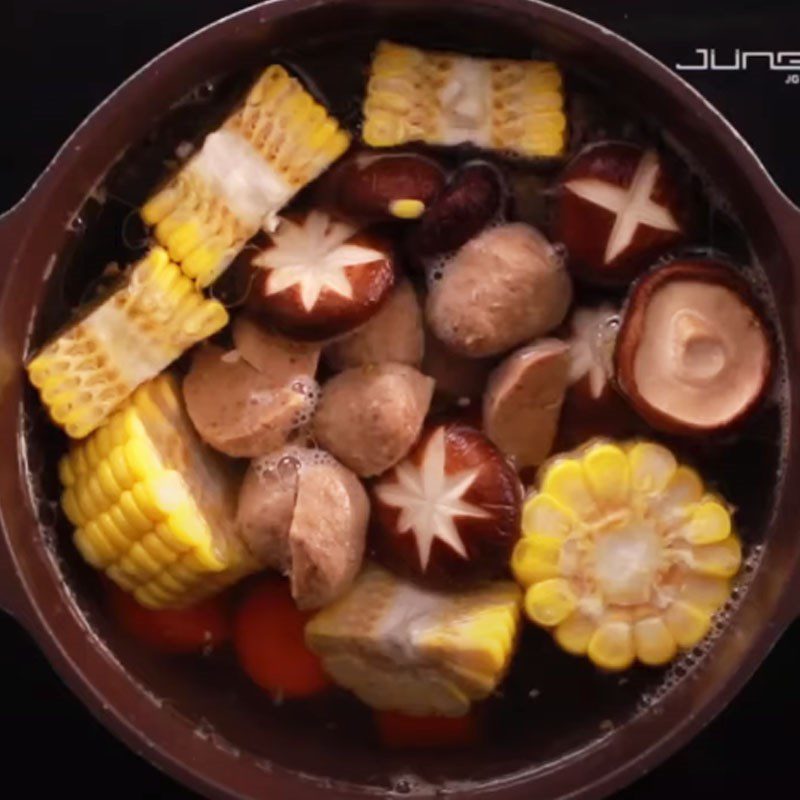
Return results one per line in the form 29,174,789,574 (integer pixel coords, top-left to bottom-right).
141,65,351,288
363,41,567,159
26,247,228,440
512,440,742,671
60,374,257,608
306,564,522,717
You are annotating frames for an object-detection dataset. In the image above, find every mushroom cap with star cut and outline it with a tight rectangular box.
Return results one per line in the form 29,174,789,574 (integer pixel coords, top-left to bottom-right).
372,423,523,589
246,210,396,341
553,141,688,286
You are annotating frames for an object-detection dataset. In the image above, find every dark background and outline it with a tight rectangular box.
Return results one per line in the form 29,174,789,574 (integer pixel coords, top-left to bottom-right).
2,1,799,797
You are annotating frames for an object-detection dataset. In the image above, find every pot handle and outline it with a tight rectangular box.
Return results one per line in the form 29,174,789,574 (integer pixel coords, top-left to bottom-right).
0,195,35,292
773,192,800,258
0,198,36,622
768,191,800,621
0,527,28,621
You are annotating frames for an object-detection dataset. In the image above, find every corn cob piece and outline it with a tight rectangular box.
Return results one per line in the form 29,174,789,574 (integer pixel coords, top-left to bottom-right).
26,247,228,439
141,65,351,288
59,374,258,608
306,564,522,717
512,440,742,671
363,41,567,159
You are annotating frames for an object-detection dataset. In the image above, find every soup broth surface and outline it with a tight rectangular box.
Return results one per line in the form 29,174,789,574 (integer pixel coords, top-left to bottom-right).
21,27,787,792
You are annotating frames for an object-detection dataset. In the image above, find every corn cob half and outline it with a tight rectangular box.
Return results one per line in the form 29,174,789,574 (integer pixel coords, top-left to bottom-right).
141,65,351,287
363,41,567,159
512,440,742,671
59,374,257,608
306,564,522,717
26,247,228,440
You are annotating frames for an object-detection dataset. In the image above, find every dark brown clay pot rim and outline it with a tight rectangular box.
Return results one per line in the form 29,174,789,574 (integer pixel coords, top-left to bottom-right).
0,2,799,799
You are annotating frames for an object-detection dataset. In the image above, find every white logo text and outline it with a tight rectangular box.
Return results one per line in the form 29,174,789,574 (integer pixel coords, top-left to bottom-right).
676,49,800,72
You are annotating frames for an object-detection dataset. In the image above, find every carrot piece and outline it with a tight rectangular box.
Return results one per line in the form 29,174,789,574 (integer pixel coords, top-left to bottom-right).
234,578,331,699
375,710,480,749
107,584,229,655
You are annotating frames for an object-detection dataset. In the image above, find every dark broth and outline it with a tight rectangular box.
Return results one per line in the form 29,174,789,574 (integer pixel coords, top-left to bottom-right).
21,28,787,793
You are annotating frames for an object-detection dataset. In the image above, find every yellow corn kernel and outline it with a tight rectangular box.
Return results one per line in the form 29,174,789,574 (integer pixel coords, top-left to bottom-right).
521,493,575,538
105,526,137,555
678,574,731,614
524,578,577,627
588,621,636,671
511,535,562,586
555,612,596,656
106,565,137,592
154,572,188,594
679,501,731,545
663,466,704,506
74,525,112,569
117,491,156,532
306,565,522,717
633,617,678,666
164,221,204,262
541,459,597,521
59,456,77,488
141,185,181,226
648,465,705,529
61,377,256,608
663,601,712,648
124,438,164,483
689,536,742,578
389,199,426,219
154,212,191,243
135,583,176,609
26,248,228,438
181,244,226,283
363,42,567,159
95,460,124,500
61,489,84,527
126,542,163,574
583,443,630,507
628,442,677,495
140,532,178,564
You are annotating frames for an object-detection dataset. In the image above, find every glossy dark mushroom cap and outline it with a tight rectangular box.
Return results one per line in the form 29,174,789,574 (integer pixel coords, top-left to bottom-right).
371,423,522,589
406,160,507,264
554,141,687,286
246,211,396,341
328,151,446,223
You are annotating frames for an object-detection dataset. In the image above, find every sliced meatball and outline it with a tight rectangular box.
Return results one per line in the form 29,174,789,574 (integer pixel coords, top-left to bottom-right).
237,447,302,566
236,447,368,609
183,344,317,458
426,223,572,357
313,363,434,477
324,280,424,370
233,314,321,381
483,339,570,468
288,452,369,609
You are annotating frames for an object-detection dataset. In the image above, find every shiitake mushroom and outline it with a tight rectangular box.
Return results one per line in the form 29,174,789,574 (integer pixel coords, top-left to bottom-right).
615,259,773,435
